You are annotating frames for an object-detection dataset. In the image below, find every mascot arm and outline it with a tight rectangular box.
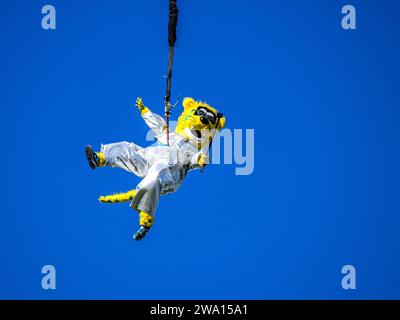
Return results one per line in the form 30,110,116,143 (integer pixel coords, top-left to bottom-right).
191,146,210,168
135,97,167,141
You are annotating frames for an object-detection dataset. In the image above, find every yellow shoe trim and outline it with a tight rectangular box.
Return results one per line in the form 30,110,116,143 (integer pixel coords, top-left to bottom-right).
139,211,155,228
97,152,106,166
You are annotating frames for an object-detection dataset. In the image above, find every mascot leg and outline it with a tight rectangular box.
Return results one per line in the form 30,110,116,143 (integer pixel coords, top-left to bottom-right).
133,211,155,240
86,141,149,176
86,141,150,203
131,162,170,240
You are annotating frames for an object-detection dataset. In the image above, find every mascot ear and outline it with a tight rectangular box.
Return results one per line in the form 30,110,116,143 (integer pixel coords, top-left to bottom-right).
217,115,226,130
183,97,197,110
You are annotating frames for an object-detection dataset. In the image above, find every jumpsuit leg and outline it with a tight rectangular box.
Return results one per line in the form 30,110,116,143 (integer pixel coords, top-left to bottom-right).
130,161,173,215
101,141,149,178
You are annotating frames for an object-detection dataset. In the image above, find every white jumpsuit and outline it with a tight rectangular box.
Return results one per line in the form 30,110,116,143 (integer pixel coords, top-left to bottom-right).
100,110,208,215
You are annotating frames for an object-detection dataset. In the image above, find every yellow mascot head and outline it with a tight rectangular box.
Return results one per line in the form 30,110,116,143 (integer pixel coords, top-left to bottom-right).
175,97,226,146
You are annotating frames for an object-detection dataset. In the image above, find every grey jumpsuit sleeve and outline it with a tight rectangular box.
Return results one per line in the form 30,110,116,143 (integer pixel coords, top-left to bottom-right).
141,109,167,143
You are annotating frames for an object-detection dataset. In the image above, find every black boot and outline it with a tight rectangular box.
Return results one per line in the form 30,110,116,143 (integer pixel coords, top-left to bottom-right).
85,145,101,169
133,226,150,241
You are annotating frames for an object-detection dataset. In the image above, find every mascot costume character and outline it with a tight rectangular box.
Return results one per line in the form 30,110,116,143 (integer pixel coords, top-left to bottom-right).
85,97,225,240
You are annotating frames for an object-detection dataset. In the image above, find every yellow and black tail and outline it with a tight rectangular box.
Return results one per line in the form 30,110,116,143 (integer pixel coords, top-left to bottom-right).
98,190,136,204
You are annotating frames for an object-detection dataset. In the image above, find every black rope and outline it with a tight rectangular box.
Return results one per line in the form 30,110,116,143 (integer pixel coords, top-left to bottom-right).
165,0,178,145
168,0,178,47
165,46,174,111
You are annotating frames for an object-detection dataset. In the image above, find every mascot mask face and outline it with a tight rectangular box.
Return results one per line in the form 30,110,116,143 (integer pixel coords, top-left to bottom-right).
175,98,226,143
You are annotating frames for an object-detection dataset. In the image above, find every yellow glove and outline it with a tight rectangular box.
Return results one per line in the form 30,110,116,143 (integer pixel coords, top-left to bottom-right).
135,97,149,115
198,154,209,168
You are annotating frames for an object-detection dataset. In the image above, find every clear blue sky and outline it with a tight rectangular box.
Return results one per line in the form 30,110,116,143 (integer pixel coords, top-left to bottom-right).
1,0,400,299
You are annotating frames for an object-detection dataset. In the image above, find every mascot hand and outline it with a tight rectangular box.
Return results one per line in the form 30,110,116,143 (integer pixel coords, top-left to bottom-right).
135,97,148,114
198,154,209,168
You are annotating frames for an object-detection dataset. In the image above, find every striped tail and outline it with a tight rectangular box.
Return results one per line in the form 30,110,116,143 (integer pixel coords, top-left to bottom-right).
98,189,136,204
